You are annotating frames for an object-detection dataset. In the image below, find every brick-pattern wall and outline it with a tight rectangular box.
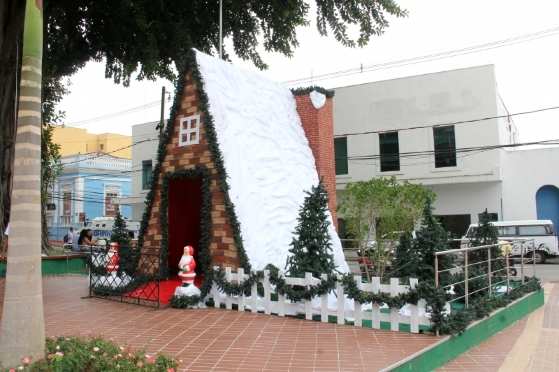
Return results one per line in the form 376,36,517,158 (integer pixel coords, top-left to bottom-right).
141,73,240,270
295,94,338,229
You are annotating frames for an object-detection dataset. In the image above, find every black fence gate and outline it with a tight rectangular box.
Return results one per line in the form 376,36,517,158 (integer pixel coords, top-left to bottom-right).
86,245,161,308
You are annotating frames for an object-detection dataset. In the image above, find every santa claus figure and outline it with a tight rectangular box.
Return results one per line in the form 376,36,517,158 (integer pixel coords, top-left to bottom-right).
178,245,196,287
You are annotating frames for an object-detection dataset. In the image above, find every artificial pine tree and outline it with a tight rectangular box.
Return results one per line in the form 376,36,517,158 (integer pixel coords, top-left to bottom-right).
285,182,336,278
111,211,131,274
460,209,501,298
392,232,420,278
413,198,451,282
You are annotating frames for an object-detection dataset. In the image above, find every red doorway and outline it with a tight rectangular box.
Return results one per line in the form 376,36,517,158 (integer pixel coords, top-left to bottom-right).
167,177,202,277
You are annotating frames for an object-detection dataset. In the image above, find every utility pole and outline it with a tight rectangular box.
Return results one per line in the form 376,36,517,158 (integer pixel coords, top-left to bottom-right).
157,86,165,136
219,0,223,59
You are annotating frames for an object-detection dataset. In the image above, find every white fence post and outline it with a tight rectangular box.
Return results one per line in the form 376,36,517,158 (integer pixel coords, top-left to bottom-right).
390,278,400,331
211,266,427,334
225,267,232,310
409,278,419,333
264,270,271,315
251,274,258,313
354,275,362,327
237,268,245,312
371,277,381,329
320,274,328,323
336,275,344,325
278,271,285,317
212,266,221,309
305,272,313,320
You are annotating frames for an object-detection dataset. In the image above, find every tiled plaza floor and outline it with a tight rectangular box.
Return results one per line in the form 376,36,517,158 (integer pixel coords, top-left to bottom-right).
0,277,441,371
439,283,559,372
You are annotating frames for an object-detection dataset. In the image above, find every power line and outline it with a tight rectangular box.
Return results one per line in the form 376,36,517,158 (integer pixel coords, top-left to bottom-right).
68,100,162,127
345,139,559,162
334,105,559,138
61,138,158,166
285,25,559,86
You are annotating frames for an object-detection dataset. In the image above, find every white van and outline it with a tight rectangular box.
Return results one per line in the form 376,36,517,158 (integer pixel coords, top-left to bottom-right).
462,220,558,264
85,217,140,244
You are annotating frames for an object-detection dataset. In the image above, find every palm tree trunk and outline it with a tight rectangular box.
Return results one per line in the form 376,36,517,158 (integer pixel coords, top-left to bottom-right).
0,0,45,366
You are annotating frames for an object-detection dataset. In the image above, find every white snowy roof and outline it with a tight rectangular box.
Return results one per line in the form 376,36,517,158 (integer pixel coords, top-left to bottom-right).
194,50,348,272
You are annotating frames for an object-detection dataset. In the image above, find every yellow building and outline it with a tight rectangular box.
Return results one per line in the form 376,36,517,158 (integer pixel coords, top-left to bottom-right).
52,127,132,159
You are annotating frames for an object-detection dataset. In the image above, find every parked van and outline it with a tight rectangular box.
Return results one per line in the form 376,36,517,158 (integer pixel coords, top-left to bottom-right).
462,220,558,264
85,217,140,245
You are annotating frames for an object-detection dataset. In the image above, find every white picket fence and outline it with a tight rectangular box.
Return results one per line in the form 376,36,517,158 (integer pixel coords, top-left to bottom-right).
210,267,431,333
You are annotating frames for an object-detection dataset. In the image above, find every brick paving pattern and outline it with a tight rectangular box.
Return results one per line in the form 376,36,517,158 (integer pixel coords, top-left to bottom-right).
0,277,441,371
439,283,559,371
437,318,528,372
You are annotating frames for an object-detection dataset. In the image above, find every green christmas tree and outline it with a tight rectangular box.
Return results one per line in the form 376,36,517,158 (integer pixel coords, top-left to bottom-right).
456,209,501,299
413,198,451,282
111,211,131,274
392,232,420,278
285,182,336,278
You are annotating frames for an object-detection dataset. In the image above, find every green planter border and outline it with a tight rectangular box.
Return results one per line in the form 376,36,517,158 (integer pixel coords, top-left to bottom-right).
383,289,544,372
0,255,88,277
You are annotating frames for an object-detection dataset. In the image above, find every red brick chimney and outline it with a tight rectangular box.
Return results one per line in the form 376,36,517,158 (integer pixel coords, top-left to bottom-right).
294,89,338,230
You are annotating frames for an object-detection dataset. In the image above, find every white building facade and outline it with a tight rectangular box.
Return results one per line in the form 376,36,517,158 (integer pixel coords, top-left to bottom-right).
122,121,160,221
333,65,558,237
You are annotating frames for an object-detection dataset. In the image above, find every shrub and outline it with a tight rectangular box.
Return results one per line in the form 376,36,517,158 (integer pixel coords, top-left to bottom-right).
7,337,176,371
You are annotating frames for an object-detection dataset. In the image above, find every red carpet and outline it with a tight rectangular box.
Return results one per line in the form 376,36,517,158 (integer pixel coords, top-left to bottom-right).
125,276,202,305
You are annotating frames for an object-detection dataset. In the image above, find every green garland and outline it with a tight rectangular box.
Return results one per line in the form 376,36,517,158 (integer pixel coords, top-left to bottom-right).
170,294,202,308
204,266,541,335
291,86,335,98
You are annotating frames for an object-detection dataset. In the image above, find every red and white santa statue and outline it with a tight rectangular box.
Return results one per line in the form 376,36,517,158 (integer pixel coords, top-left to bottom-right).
175,245,201,298
178,245,196,286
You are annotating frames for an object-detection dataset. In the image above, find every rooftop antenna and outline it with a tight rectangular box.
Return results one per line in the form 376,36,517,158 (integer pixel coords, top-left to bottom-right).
219,0,223,59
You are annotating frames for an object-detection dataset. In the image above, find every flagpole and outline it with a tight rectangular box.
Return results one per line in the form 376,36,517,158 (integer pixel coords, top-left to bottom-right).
219,0,223,59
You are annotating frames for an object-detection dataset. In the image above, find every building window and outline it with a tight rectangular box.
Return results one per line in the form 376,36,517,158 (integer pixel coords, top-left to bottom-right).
62,191,72,224
104,187,120,217
379,131,400,172
433,126,457,168
179,115,200,147
99,144,104,151
334,137,348,175
142,160,153,190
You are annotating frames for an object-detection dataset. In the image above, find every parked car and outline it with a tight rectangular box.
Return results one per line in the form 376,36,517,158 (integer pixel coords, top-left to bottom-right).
461,220,558,264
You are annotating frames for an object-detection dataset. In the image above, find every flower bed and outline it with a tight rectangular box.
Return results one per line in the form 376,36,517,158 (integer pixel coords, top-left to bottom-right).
5,337,176,372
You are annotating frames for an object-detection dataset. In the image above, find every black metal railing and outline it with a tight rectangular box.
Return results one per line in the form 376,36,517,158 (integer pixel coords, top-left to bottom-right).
87,245,161,308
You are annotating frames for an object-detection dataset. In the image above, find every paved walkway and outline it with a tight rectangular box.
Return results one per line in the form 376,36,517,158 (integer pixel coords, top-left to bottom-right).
1,277,441,371
439,282,559,372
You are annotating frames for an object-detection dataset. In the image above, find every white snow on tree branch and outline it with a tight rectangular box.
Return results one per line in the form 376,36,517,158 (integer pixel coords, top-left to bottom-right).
309,90,326,109
194,50,348,273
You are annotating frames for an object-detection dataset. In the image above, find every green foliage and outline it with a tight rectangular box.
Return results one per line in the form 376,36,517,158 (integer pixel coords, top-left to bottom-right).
111,212,131,247
339,177,434,276
291,86,334,98
412,198,451,282
43,1,406,85
339,177,434,244
111,211,132,274
454,209,502,300
440,278,541,335
8,337,176,371
170,295,201,309
285,183,336,277
392,232,421,278
41,123,62,253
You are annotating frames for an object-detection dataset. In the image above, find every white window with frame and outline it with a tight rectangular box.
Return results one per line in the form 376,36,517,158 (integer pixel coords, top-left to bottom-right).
104,185,120,217
178,114,200,147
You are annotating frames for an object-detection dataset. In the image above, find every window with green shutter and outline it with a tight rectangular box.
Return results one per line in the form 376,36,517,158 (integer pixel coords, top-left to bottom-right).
142,160,153,190
334,137,348,175
379,131,400,172
433,126,457,168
